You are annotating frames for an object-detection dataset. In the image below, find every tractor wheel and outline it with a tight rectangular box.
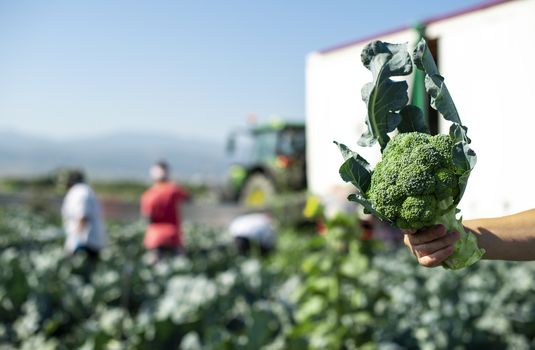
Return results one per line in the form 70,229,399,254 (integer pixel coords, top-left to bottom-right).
240,173,275,207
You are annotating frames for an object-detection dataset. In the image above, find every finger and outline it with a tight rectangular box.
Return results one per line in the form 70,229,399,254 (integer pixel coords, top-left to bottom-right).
403,234,411,248
403,235,418,257
413,231,460,257
418,245,454,268
403,235,414,256
406,225,447,245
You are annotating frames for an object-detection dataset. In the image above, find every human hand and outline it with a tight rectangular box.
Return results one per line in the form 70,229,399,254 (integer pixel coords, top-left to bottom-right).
403,225,460,267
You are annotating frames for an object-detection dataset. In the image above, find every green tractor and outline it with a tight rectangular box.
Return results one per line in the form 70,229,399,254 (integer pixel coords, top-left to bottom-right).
224,120,307,207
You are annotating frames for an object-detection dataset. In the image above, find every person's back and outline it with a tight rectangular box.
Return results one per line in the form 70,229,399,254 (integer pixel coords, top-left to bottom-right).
228,212,276,255
61,175,107,256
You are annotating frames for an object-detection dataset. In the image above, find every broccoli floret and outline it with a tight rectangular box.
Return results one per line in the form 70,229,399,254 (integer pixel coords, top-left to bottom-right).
409,143,445,169
397,195,437,229
366,132,460,230
435,167,460,200
429,134,454,159
398,165,435,196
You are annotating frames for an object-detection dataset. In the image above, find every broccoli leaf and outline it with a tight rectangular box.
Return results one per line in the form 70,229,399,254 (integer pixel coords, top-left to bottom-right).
358,41,413,150
397,105,430,134
451,125,477,204
334,142,372,193
452,141,477,204
347,193,391,222
413,39,476,206
452,142,477,172
413,38,462,125
450,123,471,144
357,127,375,147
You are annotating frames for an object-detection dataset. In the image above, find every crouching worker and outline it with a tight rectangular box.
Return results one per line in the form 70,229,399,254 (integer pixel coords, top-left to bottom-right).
141,161,189,263
228,212,276,256
60,170,107,269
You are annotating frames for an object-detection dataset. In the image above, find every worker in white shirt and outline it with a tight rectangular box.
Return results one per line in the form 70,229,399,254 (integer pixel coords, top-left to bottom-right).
60,170,107,260
228,212,276,256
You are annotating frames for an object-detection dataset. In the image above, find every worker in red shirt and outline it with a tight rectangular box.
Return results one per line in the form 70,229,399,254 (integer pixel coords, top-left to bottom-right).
140,160,189,262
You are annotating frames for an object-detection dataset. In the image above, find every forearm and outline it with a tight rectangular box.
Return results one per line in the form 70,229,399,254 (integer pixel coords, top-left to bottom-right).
465,209,535,261
77,217,88,235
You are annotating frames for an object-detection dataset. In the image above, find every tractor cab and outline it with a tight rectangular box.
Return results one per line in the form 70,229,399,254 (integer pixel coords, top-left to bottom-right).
225,120,306,207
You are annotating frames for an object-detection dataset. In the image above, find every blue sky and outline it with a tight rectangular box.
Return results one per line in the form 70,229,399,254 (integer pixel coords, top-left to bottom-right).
0,0,485,142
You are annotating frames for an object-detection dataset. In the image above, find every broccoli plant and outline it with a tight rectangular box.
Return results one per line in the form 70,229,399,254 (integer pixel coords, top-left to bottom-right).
335,39,484,269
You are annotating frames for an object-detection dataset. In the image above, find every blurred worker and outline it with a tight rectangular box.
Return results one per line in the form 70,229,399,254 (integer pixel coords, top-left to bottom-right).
141,160,189,263
61,169,107,260
228,212,276,256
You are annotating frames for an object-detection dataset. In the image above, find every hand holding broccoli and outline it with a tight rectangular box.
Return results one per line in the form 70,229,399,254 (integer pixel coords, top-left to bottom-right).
403,225,460,267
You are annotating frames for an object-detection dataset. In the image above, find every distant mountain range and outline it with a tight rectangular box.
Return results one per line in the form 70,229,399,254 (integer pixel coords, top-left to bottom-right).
0,130,228,181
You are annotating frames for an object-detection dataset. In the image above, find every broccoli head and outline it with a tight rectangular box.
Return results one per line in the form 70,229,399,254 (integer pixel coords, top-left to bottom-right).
366,132,460,229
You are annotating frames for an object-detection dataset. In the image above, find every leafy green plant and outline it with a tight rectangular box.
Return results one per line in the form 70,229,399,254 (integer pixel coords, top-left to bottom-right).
0,207,295,349
288,208,381,350
4,205,535,349
335,39,483,269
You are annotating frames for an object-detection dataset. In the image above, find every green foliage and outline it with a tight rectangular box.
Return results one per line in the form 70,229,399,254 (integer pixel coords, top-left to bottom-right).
412,39,461,125
288,213,380,350
398,105,429,134
0,174,212,202
358,41,413,150
2,207,535,349
367,249,535,350
0,207,292,350
90,181,148,201
334,142,372,194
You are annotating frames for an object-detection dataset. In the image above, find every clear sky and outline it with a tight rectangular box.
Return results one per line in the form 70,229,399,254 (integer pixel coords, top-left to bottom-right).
0,0,485,142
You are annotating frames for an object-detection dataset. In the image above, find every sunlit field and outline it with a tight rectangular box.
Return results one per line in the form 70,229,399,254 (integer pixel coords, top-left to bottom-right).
2,205,535,349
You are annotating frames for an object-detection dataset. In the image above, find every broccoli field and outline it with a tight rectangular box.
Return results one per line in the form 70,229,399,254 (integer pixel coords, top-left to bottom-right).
2,206,535,349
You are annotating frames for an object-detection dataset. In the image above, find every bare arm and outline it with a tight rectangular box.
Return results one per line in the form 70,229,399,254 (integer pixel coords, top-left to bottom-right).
466,209,535,261
404,208,535,267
